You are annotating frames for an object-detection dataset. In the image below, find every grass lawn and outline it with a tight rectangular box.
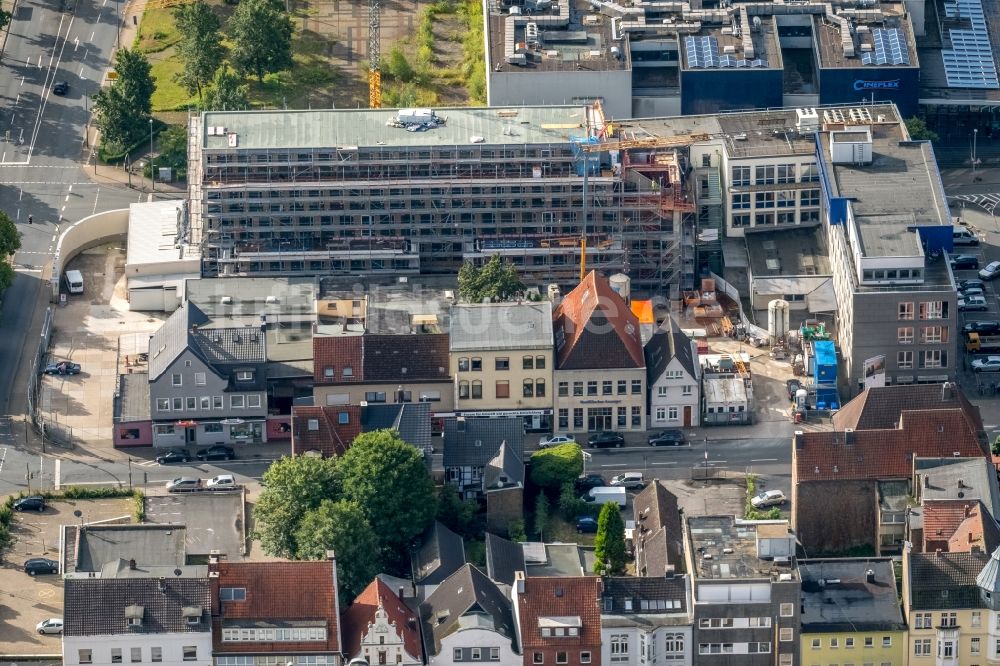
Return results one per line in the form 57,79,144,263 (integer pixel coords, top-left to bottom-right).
547,516,595,547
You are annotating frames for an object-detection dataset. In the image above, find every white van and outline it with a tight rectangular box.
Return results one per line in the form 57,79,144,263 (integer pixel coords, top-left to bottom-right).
581,486,628,507
954,227,980,246
64,270,84,295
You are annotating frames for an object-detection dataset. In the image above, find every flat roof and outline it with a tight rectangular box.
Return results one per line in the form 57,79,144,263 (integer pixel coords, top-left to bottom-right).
916,457,1000,518
815,9,919,70
856,214,925,258
745,225,831,278
118,372,150,422
687,516,798,581
681,22,781,72
799,559,906,632
450,302,554,351
201,106,591,151
72,524,186,573
126,200,199,266
186,277,317,320
703,377,748,404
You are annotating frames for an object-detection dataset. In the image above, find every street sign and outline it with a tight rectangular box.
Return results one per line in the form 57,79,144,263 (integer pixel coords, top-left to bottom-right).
107,71,119,80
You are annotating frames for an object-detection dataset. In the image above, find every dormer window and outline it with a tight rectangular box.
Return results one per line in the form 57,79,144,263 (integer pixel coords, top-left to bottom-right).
182,606,203,626
236,370,254,382
324,367,335,378
125,605,144,628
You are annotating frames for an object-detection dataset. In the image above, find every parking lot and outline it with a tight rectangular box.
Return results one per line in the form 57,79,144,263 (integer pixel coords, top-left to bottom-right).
0,498,133,655
145,491,248,561
949,231,1000,393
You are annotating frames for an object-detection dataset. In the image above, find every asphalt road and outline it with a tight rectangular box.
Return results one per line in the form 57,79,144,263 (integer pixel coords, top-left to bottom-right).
0,0,144,414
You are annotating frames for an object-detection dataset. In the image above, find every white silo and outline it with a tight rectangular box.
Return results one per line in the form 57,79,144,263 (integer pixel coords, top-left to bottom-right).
768,299,790,343
609,273,631,303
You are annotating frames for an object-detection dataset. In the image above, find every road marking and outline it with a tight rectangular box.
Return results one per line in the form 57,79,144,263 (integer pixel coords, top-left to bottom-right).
61,205,66,213
20,75,24,86
79,65,85,78
0,446,6,475
92,188,101,214
55,459,61,490
600,463,628,467
15,268,42,273
74,37,79,51
750,458,778,462
650,461,677,466
90,31,95,40
64,195,69,202
18,188,22,201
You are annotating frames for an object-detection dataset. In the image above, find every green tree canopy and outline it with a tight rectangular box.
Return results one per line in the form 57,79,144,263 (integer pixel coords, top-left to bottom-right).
0,7,11,32
336,430,437,568
173,1,225,100
294,499,382,606
905,117,939,143
533,492,549,541
457,255,525,303
202,65,249,111
0,211,21,292
594,502,626,575
228,0,294,82
252,455,339,557
436,483,479,538
530,443,583,490
93,49,155,152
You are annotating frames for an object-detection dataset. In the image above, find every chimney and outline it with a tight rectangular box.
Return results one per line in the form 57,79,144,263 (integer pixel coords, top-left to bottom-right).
935,549,942,557
865,569,875,584
158,577,167,593
967,504,974,517
191,324,198,333
942,381,954,401
515,570,526,595
923,475,929,488
457,417,466,432
129,558,137,570
399,587,406,600
958,478,966,489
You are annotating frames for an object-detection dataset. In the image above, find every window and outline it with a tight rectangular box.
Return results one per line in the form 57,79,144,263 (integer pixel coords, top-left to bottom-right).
731,193,751,210
587,380,598,396
603,380,613,395
523,355,534,369
558,382,568,397
913,612,931,629
800,188,821,206
756,192,775,208
231,395,245,408
556,653,567,664
458,357,469,372
668,406,679,421
455,650,464,661
780,628,793,642
898,302,914,320
150,649,162,664
610,634,629,662
897,327,913,344
864,637,873,648
811,639,821,649
574,408,584,429
632,405,642,426
173,397,183,410
920,349,946,369
731,165,751,186
213,396,223,409
535,356,546,369
919,301,945,320
831,638,839,648
656,407,666,421
79,650,93,665
756,212,774,226
665,634,684,654
780,602,794,617
536,379,545,397
496,357,509,371
520,379,532,398
156,398,170,411
755,164,775,184
971,636,981,654
112,649,123,664
490,648,500,661
186,397,196,410
732,214,751,228
914,638,932,655
922,326,947,344
471,649,481,660
972,611,982,627
897,351,913,369
618,380,627,395
472,381,482,399
533,653,543,665
559,408,568,429
220,587,246,601
846,637,855,648
682,384,693,396
342,367,353,377
364,391,387,403
200,397,211,410
657,386,668,397
580,652,591,664
131,648,142,663
779,656,792,666
172,373,182,386
496,380,510,399
204,423,223,434
632,380,642,394
154,425,175,436
236,370,254,382
471,357,482,371
881,637,891,648
459,381,470,399
777,163,796,183
573,381,584,396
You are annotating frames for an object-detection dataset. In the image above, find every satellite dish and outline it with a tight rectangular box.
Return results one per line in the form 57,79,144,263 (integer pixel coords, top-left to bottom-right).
174,568,183,577
73,510,82,518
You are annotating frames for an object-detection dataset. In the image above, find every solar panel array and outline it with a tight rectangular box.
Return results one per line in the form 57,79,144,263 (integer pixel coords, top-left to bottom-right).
860,28,910,65
685,36,769,69
942,0,999,89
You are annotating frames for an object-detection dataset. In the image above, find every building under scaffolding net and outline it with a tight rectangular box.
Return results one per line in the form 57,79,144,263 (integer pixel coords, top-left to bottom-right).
187,104,700,297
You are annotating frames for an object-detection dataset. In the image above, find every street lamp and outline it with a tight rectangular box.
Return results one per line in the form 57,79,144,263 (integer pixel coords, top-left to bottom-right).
972,128,979,172
149,118,155,192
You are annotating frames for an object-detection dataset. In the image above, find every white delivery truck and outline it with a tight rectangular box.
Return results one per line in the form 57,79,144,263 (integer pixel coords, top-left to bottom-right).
581,486,628,507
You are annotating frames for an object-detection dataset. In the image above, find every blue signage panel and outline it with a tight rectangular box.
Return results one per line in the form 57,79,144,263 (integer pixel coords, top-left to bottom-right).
853,79,901,91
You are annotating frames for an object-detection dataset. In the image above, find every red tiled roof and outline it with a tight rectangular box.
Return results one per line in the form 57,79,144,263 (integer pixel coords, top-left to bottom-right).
211,561,340,653
552,271,644,370
291,405,362,457
833,384,983,434
314,336,363,384
341,578,421,661
795,409,986,482
313,334,452,384
921,500,1000,554
516,576,602,650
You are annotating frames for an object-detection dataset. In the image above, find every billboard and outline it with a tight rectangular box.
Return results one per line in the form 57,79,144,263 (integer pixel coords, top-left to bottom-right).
863,355,886,389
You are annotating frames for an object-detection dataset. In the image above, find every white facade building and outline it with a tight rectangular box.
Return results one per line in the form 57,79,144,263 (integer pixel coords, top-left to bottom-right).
601,577,693,666
645,318,701,428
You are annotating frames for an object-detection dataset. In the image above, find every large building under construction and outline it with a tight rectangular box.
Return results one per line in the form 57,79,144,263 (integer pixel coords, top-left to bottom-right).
186,104,699,297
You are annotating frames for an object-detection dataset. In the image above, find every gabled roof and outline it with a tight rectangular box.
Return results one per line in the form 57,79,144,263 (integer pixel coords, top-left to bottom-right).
313,334,451,384
633,482,684,577
189,327,266,367
443,417,525,468
412,522,467,586
211,560,340,653
515,576,602,650
341,578,421,661
148,302,212,380
922,500,1000,554
976,546,1000,596
601,576,688,617
419,564,517,657
909,550,991,610
552,271,644,370
833,383,983,434
361,402,433,453
484,533,526,588
65,577,211,636
450,302,554,351
795,409,986,482
485,441,525,489
645,317,697,385
291,405,362,457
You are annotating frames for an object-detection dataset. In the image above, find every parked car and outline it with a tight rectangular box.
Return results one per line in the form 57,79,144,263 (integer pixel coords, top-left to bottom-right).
36,618,63,635
206,474,238,489
648,429,685,446
52,81,68,95
575,516,598,534
575,473,605,493
981,261,1000,280
785,379,802,401
952,254,980,270
960,285,985,299
960,279,987,292
750,489,787,508
964,320,1000,335
43,361,80,375
13,496,45,512
24,558,59,576
155,449,191,465
609,472,645,489
588,431,625,448
538,434,576,449
195,445,235,461
166,477,201,492
959,295,989,311
973,356,1000,372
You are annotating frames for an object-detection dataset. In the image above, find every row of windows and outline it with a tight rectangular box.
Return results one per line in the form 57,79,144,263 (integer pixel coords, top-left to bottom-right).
154,422,226,436
699,617,772,628
531,651,590,664
361,390,442,403
221,627,327,642
897,326,949,344
459,379,546,400
171,370,253,386
698,642,772,654
608,633,686,663
896,349,947,369
657,385,694,396
457,356,547,372
810,636,893,649
912,635,993,657
731,210,821,228
731,163,821,186
557,379,643,397
454,647,501,662
731,190,820,210
898,302,947,320
78,646,190,664
558,406,642,429
216,657,336,666
156,395,261,411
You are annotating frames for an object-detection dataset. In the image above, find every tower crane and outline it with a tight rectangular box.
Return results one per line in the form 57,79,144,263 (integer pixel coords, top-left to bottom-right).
369,0,381,108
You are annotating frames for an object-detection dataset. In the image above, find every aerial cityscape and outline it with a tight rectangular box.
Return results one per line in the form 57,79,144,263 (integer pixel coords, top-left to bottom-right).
1,0,1000,662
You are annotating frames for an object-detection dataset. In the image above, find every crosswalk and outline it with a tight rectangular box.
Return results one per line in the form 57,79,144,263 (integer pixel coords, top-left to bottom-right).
951,193,1000,215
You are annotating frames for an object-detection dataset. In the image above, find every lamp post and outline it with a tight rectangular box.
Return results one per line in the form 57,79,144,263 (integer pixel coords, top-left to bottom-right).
973,128,979,172
149,118,155,192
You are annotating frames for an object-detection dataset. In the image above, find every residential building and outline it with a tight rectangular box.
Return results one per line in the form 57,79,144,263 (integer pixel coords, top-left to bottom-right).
63,577,213,666
341,578,423,666
449,302,554,432
485,536,593,581
312,333,453,411
210,558,342,665
419,564,520,666
412,522,467,588
684,516,800,666
799,559,907,666
145,302,268,447
511,573,603,666
291,402,433,458
908,456,1000,553
552,271,646,433
916,500,1000,554
484,441,526,535
903,545,1000,665
443,417,525,500
645,318,700,428
485,533,528,589
633,481,684,578
61,524,188,575
600,576,692,666
792,383,986,555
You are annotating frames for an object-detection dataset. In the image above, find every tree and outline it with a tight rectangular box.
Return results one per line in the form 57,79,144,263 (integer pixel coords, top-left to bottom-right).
385,46,416,83
533,492,549,541
436,483,478,538
202,65,249,111
228,0,294,83
336,430,437,569
905,117,939,143
530,443,583,490
173,1,225,100
93,49,155,152
252,455,339,557
0,7,11,32
558,481,588,522
457,255,525,303
114,48,155,117
594,502,626,575
294,499,382,606
143,125,188,179
0,211,21,293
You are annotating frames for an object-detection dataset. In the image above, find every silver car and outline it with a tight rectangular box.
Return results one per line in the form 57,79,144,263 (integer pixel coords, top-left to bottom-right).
166,477,201,492
36,618,63,635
